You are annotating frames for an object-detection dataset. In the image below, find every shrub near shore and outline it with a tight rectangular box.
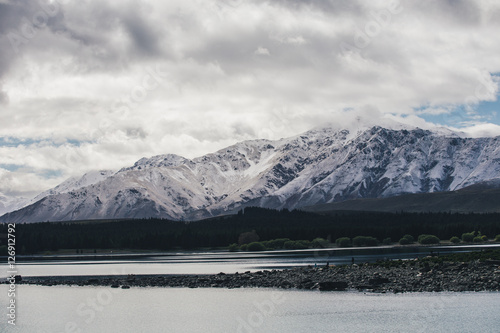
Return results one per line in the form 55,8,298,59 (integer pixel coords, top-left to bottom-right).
229,232,500,252
418,234,440,244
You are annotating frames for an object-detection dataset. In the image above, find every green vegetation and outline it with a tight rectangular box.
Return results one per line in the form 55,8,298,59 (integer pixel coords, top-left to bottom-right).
418,234,440,244
403,234,415,243
262,238,290,249
399,238,410,245
1,208,500,254
229,238,313,251
399,234,415,245
233,234,386,251
311,237,329,248
283,240,310,249
496,234,500,242
473,236,484,243
372,249,500,268
247,242,266,251
450,236,461,244
382,237,392,245
421,249,500,264
462,232,475,243
461,231,490,243
336,237,351,247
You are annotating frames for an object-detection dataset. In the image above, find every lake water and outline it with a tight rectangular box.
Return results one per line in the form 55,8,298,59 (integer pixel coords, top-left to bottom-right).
3,244,499,278
1,285,499,333
2,244,499,332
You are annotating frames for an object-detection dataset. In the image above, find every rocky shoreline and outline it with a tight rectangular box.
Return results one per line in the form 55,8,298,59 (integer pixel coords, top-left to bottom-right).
11,257,500,293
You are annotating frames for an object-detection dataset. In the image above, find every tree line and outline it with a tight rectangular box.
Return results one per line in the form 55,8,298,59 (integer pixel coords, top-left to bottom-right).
1,207,500,254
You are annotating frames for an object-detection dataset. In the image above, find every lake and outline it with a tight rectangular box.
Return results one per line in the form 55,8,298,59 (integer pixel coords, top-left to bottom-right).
1,285,499,333
3,244,499,278
2,244,499,332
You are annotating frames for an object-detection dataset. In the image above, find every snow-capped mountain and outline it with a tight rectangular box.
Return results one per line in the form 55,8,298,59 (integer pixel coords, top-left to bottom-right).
32,170,116,202
1,126,500,223
0,170,115,217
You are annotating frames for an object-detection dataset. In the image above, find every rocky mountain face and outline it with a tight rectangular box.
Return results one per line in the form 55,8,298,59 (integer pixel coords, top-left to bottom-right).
1,126,499,223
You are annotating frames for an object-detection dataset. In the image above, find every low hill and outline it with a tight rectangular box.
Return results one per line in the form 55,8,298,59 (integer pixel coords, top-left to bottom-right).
304,179,500,214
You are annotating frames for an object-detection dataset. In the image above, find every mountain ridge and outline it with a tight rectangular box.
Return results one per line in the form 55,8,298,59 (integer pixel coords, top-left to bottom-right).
0,170,115,217
303,179,500,214
1,126,499,223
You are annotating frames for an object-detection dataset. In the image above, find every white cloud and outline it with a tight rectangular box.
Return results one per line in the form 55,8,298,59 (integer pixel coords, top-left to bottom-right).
0,0,500,202
457,123,500,138
254,46,270,55
0,167,62,198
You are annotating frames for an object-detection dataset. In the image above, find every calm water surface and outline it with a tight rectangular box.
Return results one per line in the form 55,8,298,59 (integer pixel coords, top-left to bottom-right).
2,245,500,332
1,285,499,333
3,244,498,278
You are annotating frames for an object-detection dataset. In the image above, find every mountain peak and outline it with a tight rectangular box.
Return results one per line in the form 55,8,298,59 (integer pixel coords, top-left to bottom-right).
2,126,499,223
120,154,191,172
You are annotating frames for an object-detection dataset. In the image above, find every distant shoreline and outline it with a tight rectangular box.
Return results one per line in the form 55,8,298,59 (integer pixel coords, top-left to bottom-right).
4,242,500,262
9,252,500,293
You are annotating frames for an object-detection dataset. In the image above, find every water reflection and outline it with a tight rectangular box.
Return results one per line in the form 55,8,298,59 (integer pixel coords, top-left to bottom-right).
1,244,499,278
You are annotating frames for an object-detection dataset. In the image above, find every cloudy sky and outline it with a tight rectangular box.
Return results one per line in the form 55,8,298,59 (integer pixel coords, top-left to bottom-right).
0,0,500,203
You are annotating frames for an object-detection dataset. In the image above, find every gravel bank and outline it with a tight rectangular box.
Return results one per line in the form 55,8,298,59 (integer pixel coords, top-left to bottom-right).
11,258,500,293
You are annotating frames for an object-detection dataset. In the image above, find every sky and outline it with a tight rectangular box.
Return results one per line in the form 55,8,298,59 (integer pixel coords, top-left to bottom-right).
0,0,500,203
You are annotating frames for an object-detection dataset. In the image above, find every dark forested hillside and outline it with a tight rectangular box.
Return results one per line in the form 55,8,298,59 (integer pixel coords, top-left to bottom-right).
2,207,500,254
304,180,500,214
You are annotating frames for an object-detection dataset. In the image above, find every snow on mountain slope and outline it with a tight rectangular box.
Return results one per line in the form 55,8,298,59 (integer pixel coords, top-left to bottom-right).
0,170,115,217
1,126,499,223
33,170,116,200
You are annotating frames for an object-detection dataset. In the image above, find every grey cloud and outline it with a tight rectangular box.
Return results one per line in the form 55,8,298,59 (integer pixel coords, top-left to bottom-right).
0,0,66,99
121,9,162,57
2,0,500,202
0,1,60,34
439,0,482,25
0,88,8,105
230,121,257,138
0,2,22,34
62,1,167,62
0,0,171,80
125,127,148,140
265,0,364,16
184,27,342,79
410,0,482,26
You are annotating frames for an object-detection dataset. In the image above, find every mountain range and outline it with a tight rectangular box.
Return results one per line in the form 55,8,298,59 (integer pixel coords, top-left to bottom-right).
0,170,115,217
1,125,499,223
